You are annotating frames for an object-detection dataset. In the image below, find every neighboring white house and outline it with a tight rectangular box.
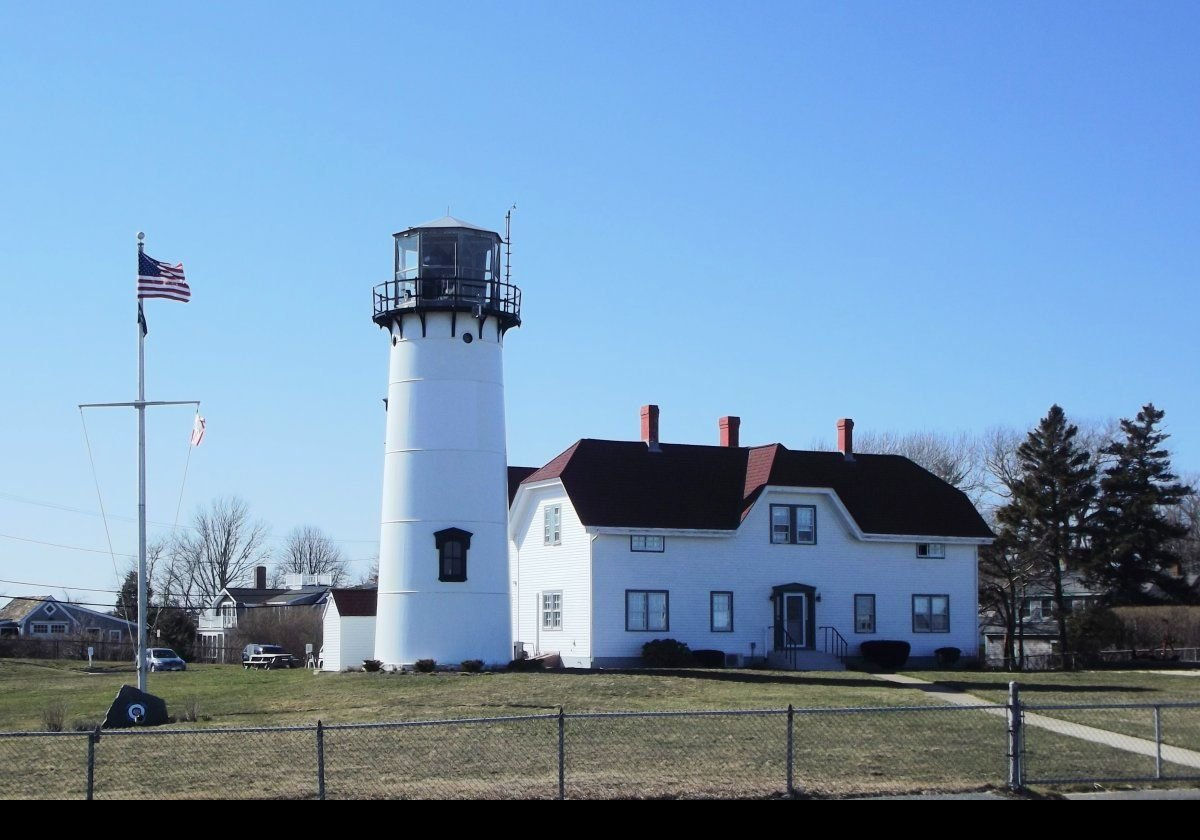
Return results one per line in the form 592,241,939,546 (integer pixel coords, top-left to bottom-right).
509,409,994,669
321,589,378,672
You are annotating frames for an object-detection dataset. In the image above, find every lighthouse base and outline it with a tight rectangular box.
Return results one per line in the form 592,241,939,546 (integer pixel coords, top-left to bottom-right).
373,590,512,669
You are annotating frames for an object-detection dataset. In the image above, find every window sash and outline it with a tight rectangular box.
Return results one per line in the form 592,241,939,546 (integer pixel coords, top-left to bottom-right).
626,591,669,632
711,592,733,632
770,504,817,544
541,592,562,630
913,595,949,633
854,594,876,633
631,535,664,552
544,505,561,545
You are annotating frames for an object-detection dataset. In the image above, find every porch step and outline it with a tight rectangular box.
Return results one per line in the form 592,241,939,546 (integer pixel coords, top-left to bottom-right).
767,649,846,671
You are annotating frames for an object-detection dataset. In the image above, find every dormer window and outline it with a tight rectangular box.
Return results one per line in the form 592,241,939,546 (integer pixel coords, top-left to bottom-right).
434,528,472,582
916,543,946,559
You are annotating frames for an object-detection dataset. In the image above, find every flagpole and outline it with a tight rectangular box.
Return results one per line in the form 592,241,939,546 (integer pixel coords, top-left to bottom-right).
136,232,148,693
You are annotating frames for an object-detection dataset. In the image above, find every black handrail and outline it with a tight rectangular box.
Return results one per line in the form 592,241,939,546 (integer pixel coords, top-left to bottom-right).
772,624,803,670
373,277,522,329
819,626,848,661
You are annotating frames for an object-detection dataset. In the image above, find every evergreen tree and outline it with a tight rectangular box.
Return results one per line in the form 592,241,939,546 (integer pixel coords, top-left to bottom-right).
113,571,152,622
1086,404,1195,604
996,405,1097,658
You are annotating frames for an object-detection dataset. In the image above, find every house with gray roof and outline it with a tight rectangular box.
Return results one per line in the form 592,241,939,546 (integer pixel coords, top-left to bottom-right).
0,595,135,644
197,565,333,662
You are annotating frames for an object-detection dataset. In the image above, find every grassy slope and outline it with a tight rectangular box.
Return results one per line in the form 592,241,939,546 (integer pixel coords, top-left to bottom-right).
0,659,940,730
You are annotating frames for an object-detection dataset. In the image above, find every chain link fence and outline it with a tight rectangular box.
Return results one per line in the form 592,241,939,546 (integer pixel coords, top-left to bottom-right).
2,698,1198,798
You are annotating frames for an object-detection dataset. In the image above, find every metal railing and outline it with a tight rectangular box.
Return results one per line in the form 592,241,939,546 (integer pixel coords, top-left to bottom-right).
372,277,522,329
819,625,848,661
2,692,1197,799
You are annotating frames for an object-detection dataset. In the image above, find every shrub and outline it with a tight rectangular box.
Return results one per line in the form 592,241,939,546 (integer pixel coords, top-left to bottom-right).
935,647,961,666
459,659,484,673
642,638,694,667
507,657,544,672
413,659,437,673
859,640,911,670
72,720,101,733
1068,606,1126,664
361,659,383,672
42,700,67,732
692,649,726,668
181,696,201,722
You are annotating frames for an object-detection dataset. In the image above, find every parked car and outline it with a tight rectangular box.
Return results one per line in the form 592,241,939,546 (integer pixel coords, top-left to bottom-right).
241,643,299,670
145,648,187,672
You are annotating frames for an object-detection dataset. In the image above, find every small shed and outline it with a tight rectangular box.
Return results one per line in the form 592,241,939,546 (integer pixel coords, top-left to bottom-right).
321,589,377,672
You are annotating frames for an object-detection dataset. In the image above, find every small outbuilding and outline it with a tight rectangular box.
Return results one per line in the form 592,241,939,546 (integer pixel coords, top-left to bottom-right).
321,589,377,672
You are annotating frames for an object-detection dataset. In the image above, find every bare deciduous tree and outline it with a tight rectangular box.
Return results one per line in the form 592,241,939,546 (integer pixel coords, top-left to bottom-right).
273,525,348,587
168,497,270,608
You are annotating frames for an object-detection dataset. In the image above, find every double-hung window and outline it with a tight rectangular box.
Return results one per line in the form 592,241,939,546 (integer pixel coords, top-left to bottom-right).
854,594,876,633
541,591,562,630
916,543,946,558
544,505,561,546
710,592,733,632
770,504,816,544
626,590,669,632
913,595,949,633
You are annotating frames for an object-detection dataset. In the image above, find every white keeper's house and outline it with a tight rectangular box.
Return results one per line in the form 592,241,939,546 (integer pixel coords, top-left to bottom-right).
508,407,994,669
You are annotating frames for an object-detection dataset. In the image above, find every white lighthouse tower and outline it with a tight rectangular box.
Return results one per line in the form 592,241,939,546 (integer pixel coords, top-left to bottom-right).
371,216,521,668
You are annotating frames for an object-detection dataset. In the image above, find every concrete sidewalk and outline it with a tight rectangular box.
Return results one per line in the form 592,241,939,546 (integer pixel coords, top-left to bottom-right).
875,673,1200,771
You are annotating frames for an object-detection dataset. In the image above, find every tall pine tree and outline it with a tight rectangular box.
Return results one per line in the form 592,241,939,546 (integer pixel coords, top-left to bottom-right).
113,570,152,622
1087,404,1195,604
996,405,1097,658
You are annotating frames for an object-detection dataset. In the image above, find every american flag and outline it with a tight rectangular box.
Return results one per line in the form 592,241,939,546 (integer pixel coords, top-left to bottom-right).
137,250,190,302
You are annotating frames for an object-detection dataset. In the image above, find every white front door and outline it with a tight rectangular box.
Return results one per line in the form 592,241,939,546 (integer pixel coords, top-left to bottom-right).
784,593,806,648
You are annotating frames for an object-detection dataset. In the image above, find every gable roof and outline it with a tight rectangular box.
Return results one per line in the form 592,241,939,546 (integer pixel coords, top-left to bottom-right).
521,439,992,539
329,588,377,617
0,596,53,623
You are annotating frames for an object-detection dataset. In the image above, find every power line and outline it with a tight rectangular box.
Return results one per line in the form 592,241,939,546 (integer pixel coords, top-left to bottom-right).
0,490,380,545
0,532,136,558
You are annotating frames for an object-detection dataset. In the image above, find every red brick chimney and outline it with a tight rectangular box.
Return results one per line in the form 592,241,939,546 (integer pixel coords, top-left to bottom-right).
837,418,854,461
640,404,660,452
719,416,740,448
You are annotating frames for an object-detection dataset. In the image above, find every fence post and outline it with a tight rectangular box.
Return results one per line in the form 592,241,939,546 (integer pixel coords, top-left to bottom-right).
786,704,795,797
86,726,99,801
1153,706,1163,780
1007,681,1023,790
315,720,326,800
557,706,566,800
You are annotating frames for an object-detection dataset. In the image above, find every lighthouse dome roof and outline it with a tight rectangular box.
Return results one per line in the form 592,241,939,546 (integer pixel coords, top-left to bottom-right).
400,215,499,236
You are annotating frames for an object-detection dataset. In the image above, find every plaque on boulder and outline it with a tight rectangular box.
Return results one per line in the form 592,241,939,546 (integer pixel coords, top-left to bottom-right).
102,684,169,728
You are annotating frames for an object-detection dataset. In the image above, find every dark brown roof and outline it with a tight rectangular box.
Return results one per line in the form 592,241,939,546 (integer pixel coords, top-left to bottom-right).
330,588,377,617
508,466,538,505
521,439,992,539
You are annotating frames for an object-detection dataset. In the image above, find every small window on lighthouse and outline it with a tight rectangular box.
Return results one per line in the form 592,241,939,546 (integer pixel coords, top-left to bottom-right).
434,528,472,583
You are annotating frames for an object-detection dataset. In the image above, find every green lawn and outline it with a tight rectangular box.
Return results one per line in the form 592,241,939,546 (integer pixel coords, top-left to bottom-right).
2,660,1198,798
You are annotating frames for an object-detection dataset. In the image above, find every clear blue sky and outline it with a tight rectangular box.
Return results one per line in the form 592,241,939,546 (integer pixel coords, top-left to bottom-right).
1,3,1197,597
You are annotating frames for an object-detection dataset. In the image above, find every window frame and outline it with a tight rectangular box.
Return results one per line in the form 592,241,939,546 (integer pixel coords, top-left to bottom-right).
625,590,669,632
916,542,946,559
912,594,950,633
544,504,562,546
710,591,734,633
769,504,817,545
854,594,876,634
630,535,665,553
541,591,563,631
434,527,472,583
31,623,48,635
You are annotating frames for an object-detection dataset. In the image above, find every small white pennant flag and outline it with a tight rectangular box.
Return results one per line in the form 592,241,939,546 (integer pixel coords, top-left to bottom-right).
190,415,206,447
